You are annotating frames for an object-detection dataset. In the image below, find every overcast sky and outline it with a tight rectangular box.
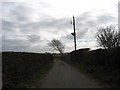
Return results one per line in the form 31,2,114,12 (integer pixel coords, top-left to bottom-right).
1,0,119,53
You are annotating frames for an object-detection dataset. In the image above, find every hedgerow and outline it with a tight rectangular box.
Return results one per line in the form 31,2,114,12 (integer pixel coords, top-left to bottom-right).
2,52,53,88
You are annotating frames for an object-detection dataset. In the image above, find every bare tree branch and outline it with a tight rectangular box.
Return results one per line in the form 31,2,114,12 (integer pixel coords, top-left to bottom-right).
48,39,65,55
96,26,120,49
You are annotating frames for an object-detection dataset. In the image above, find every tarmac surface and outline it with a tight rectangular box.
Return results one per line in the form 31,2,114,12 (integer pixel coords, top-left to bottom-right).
36,59,103,88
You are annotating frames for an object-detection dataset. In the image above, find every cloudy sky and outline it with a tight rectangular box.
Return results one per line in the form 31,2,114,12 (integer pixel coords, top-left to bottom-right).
1,0,119,53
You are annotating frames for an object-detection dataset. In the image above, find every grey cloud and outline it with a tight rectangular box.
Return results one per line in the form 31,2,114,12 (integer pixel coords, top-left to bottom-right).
2,2,117,52
27,44,51,53
37,1,51,8
76,11,93,22
27,34,40,42
61,27,89,40
3,2,71,32
3,2,33,22
2,20,19,32
2,2,71,35
61,12,94,40
28,17,71,31
77,28,89,39
2,36,50,53
62,34,73,40
2,38,31,51
76,11,93,27
97,14,116,24
3,3,105,38
118,2,120,30
61,12,116,41
2,2,36,35
76,12,116,29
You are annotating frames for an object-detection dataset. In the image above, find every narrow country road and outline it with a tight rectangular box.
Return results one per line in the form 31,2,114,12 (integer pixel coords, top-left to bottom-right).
35,59,103,88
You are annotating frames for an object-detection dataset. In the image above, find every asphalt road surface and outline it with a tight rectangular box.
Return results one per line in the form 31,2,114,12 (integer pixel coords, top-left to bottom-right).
36,59,103,88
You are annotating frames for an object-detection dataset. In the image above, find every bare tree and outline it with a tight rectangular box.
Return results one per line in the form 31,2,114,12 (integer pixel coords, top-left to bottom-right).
48,39,65,55
96,26,120,49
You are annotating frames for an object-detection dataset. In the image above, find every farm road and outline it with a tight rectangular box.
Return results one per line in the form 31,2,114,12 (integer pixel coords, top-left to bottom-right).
36,59,103,88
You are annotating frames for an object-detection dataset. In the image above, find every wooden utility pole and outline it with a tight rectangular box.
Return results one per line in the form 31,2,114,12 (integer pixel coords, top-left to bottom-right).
71,16,77,51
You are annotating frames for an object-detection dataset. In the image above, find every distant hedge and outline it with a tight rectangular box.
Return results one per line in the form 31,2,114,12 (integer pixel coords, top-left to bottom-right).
2,52,53,88
64,46,120,68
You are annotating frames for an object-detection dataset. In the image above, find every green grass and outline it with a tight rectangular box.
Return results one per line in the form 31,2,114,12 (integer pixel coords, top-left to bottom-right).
18,62,54,88
68,62,120,88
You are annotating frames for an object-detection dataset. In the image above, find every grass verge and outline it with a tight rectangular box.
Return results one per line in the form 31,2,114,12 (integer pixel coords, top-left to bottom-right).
18,62,54,88
68,62,120,88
